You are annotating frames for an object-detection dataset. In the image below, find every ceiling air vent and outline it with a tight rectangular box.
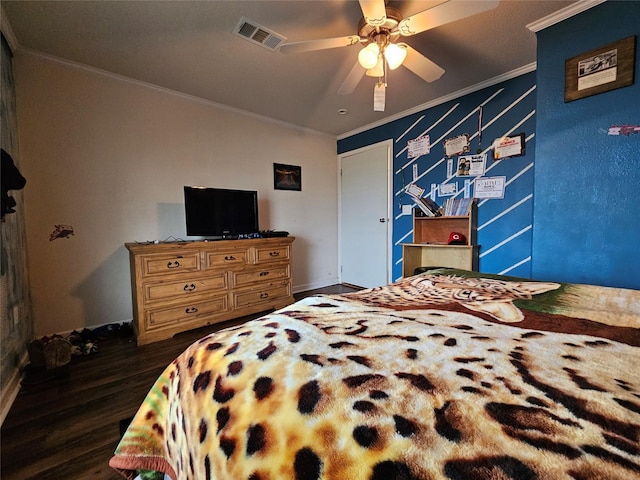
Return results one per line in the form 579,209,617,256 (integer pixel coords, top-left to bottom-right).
233,17,286,52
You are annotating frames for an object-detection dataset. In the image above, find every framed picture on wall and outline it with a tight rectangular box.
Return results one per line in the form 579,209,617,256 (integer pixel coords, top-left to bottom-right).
274,163,301,191
565,36,636,102
493,133,525,160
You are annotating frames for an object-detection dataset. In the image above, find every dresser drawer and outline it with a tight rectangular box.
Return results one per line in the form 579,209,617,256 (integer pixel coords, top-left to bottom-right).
205,248,249,269
233,281,291,309
230,264,290,288
255,244,290,264
141,251,201,278
142,273,227,303
145,294,230,330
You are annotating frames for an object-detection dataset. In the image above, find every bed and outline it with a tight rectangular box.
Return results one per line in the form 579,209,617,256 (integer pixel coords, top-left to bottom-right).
110,268,640,480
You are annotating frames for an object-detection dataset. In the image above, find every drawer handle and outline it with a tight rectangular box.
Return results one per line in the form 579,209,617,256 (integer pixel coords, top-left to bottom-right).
184,283,196,292
269,251,280,257
259,271,269,277
260,292,269,299
185,307,198,314
224,255,236,261
167,261,181,269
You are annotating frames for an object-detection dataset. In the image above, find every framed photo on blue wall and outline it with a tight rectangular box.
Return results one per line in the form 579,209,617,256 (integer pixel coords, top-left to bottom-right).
565,35,635,102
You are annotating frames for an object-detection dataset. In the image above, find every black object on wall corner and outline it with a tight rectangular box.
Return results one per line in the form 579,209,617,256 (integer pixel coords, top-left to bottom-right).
1,149,26,219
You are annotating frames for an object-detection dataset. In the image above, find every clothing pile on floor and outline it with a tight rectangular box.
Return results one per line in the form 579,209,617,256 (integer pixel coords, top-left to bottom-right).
66,323,131,356
22,322,133,386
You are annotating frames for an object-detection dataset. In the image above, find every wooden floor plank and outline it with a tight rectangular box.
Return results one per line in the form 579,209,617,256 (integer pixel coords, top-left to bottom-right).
0,284,359,479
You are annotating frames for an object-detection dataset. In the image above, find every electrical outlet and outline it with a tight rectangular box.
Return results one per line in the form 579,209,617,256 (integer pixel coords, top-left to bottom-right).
402,204,413,215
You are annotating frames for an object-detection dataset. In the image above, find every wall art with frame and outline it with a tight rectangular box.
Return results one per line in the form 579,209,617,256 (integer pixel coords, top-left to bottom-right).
565,36,636,102
273,163,301,191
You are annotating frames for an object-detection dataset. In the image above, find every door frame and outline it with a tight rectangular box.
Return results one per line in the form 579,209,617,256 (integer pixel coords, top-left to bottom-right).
338,139,393,286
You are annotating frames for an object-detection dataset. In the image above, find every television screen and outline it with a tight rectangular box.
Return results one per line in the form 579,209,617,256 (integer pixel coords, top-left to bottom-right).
184,186,259,238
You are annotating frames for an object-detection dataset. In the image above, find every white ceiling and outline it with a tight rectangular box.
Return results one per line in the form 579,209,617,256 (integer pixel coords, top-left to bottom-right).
2,0,577,137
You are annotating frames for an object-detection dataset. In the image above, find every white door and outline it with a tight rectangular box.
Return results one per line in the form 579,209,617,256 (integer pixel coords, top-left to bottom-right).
339,141,391,288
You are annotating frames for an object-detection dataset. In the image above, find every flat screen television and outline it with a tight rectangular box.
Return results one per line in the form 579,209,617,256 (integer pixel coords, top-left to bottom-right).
184,186,259,238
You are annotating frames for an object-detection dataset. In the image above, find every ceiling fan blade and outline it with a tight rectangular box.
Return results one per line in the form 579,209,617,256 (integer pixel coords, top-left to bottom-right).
279,35,361,54
402,44,445,83
359,0,387,26
338,61,366,95
398,0,499,36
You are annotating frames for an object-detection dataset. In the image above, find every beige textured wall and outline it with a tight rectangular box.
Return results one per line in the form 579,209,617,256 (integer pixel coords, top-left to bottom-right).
14,53,339,337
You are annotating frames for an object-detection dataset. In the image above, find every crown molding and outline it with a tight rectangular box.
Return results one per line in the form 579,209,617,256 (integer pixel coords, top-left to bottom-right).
526,0,607,33
338,63,537,140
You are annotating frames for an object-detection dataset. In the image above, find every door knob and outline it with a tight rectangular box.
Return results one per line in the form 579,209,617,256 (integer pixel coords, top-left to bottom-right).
379,218,386,223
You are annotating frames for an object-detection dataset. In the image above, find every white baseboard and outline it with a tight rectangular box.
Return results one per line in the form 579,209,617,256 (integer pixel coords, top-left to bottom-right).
0,351,28,426
292,278,340,294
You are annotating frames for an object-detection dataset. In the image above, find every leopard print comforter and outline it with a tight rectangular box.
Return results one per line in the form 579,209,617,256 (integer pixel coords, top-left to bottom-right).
110,272,640,480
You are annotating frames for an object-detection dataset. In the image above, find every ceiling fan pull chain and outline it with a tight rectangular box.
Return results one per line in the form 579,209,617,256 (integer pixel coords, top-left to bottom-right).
374,82,386,112
383,55,387,86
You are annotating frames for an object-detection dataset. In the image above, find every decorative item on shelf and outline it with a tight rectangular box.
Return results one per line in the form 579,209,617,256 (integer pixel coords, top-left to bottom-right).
413,196,441,217
405,182,441,217
443,198,473,216
447,232,467,245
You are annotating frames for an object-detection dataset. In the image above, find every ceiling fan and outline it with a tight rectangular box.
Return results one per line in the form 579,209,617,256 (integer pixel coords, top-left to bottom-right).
279,0,498,105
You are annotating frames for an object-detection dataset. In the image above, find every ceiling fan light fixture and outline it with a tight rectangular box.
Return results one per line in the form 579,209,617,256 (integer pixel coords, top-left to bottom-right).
358,43,380,69
385,43,407,70
365,57,384,77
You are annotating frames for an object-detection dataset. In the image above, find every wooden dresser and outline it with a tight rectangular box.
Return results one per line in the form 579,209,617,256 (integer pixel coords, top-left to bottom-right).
125,237,295,345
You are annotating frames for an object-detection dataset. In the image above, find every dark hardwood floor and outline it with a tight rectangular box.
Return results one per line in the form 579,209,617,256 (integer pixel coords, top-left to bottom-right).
0,284,359,479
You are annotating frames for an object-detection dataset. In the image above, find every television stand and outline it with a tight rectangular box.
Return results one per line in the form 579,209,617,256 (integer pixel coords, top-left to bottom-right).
125,237,295,345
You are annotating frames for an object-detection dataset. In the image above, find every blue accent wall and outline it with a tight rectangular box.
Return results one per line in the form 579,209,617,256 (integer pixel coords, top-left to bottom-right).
339,1,640,290
533,1,640,289
339,72,538,282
